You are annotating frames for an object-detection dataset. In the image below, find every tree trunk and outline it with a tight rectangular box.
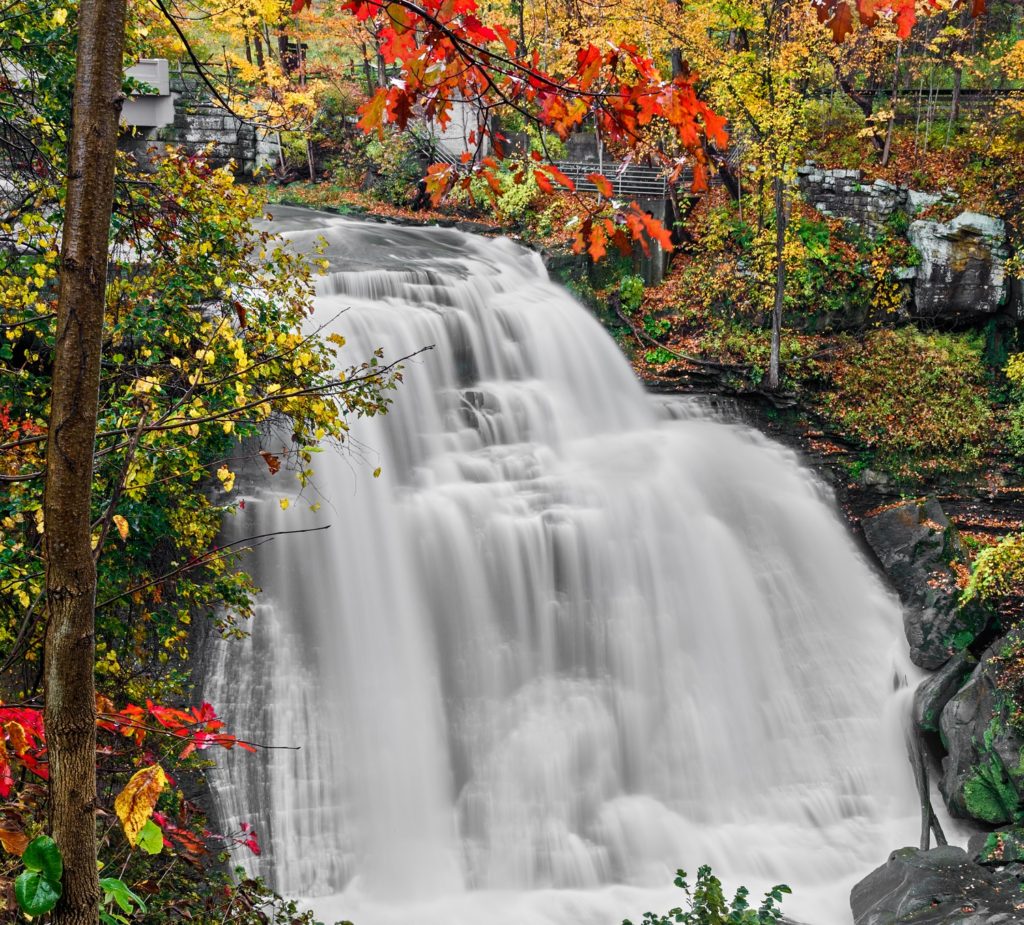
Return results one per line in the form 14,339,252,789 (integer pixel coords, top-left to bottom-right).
837,73,884,155
360,42,374,94
44,0,127,921
768,174,786,392
253,29,265,70
881,42,902,168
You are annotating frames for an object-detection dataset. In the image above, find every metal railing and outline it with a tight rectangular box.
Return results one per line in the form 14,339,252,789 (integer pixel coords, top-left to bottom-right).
554,161,669,199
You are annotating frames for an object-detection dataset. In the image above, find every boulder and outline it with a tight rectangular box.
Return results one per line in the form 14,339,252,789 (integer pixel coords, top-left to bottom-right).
914,651,976,733
906,189,943,215
907,212,1008,322
938,629,1024,823
970,827,1024,867
850,846,1024,925
861,499,989,669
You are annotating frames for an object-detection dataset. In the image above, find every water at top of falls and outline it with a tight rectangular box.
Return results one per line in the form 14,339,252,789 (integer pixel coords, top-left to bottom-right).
207,206,922,925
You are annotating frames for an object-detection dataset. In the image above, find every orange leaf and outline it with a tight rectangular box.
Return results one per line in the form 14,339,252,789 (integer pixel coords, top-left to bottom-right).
0,825,28,856
856,0,878,26
4,721,29,757
534,170,554,194
357,89,389,136
0,739,12,799
893,0,916,37
543,164,576,191
586,173,614,198
828,1,854,42
701,108,729,149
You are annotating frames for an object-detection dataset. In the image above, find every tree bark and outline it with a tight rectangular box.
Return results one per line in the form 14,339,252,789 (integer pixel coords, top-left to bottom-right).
767,174,786,391
44,0,127,921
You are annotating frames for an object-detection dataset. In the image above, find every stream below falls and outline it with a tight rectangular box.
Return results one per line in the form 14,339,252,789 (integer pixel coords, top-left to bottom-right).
206,207,922,925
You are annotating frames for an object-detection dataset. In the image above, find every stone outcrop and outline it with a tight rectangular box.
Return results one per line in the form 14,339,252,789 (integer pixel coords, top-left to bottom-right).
938,629,1024,824
850,846,1024,925
907,213,1009,322
861,499,989,669
796,167,908,235
796,166,1012,323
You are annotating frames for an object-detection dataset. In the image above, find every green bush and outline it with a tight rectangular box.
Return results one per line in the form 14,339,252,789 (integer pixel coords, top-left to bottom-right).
624,866,789,925
364,133,422,206
822,327,993,477
620,274,645,314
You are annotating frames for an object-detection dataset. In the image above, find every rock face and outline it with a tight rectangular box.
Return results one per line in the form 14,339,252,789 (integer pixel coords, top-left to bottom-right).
938,629,1024,824
861,499,988,669
914,651,976,733
907,213,1008,322
971,827,1024,867
796,167,905,235
795,167,1012,322
850,846,1024,925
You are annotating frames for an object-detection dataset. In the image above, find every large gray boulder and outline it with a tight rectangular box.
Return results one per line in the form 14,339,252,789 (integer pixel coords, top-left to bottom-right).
914,651,976,733
861,499,989,669
938,629,1024,823
907,212,1008,322
850,846,1024,925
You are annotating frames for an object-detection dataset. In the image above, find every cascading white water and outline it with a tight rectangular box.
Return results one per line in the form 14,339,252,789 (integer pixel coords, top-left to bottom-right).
207,207,921,925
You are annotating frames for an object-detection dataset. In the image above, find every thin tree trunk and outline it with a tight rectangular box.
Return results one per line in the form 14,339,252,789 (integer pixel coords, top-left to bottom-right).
44,0,128,921
881,42,902,167
913,77,924,156
360,42,374,94
768,174,786,392
253,29,265,70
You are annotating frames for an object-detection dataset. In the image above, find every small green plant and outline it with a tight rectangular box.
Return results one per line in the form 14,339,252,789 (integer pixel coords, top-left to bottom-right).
886,209,911,236
645,347,676,365
15,836,63,917
624,866,790,925
620,274,645,314
100,877,148,924
643,316,672,338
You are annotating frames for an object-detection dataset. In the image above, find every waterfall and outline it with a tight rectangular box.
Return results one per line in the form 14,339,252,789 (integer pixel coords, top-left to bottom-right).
207,208,919,925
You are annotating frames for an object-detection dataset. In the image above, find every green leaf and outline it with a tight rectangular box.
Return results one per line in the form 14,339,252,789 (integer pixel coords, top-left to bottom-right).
100,877,147,915
136,819,163,855
15,871,62,916
23,835,63,881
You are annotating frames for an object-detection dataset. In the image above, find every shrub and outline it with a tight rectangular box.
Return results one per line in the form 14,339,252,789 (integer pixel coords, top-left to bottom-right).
822,327,993,477
624,866,789,925
364,132,422,206
964,534,1024,605
620,274,645,313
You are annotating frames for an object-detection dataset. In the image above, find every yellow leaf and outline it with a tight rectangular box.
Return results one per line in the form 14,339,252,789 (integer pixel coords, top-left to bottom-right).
279,498,289,510
112,514,129,541
373,467,382,479
216,465,236,492
114,764,168,847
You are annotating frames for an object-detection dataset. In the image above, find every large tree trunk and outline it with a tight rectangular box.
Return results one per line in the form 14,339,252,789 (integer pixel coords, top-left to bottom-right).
767,174,786,392
44,0,127,921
